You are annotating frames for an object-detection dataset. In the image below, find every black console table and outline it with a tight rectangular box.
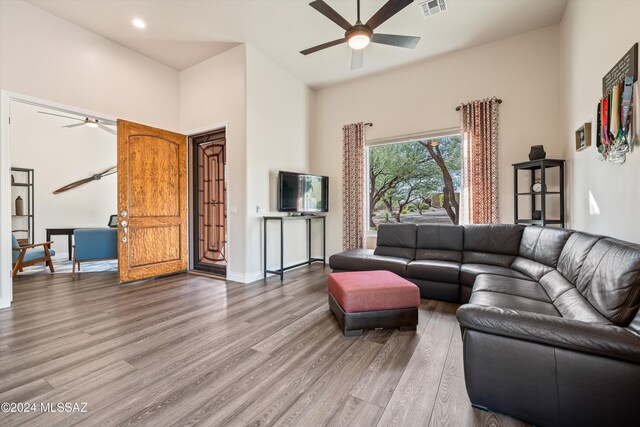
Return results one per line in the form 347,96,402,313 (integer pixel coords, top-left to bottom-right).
263,215,326,281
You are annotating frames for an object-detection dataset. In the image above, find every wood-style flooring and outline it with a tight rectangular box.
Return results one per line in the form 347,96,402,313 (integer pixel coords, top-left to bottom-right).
0,265,528,426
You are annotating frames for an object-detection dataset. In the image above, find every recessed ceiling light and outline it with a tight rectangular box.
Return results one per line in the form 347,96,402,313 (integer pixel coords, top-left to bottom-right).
132,18,146,29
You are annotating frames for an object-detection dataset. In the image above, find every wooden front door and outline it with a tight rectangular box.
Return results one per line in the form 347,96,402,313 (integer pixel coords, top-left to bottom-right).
117,120,187,283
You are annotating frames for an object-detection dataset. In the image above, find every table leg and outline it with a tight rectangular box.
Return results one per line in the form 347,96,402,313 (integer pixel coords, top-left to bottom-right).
68,233,73,261
280,219,284,281
323,217,326,265
307,218,311,264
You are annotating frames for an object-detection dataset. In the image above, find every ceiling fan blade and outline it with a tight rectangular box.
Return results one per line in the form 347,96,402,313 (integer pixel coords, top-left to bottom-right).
366,0,414,30
63,122,86,128
98,123,117,135
371,33,420,49
351,49,364,70
38,111,84,122
309,0,353,31
300,38,347,55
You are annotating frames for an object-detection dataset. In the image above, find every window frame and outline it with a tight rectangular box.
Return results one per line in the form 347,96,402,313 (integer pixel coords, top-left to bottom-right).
365,127,462,235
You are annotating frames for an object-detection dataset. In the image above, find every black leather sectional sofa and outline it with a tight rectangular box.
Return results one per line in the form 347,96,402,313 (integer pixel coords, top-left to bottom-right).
329,223,640,427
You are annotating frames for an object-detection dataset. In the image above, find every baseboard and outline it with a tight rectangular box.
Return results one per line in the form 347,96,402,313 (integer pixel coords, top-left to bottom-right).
227,258,323,284
0,297,12,309
226,270,263,284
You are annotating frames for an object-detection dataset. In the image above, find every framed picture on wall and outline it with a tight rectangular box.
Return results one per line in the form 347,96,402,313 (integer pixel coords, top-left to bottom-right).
575,123,591,151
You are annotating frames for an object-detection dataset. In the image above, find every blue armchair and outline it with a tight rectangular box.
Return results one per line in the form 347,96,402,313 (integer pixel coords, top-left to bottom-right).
12,234,56,278
73,228,118,276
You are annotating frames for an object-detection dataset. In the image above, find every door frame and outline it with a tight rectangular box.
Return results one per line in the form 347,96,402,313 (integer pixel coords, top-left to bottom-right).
184,123,231,276
0,90,116,308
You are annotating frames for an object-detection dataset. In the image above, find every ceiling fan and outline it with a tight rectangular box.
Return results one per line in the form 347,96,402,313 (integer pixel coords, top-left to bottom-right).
38,111,116,135
301,0,420,70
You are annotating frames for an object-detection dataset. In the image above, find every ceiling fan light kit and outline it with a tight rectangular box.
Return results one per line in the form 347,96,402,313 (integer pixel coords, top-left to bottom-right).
347,25,372,50
301,0,420,70
38,111,116,135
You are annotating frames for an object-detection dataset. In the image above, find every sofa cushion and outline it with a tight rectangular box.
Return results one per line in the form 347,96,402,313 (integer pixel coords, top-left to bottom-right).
473,274,550,303
74,228,118,261
22,248,56,262
554,288,613,324
536,271,612,324
374,223,417,259
538,270,574,301
329,249,410,276
510,257,554,281
557,232,602,284
518,226,573,267
407,260,460,283
469,290,560,317
576,238,640,326
460,263,530,287
415,224,463,262
463,224,525,267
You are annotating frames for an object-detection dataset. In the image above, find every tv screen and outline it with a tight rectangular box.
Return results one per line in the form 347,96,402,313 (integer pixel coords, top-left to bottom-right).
278,171,329,213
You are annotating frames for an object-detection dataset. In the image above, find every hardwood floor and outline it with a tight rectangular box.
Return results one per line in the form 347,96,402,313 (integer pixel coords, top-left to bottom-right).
0,266,529,426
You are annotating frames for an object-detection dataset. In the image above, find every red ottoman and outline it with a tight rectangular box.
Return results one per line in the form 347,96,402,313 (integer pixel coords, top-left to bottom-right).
328,270,420,336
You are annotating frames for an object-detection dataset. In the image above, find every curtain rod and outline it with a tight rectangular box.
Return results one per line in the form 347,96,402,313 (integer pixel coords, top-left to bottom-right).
455,99,502,111
365,122,373,127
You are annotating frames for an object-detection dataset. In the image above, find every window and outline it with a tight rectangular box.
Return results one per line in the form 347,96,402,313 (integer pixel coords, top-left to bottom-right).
367,134,462,229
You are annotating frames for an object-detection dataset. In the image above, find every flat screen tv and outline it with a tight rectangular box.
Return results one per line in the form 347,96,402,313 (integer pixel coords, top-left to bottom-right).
278,171,329,213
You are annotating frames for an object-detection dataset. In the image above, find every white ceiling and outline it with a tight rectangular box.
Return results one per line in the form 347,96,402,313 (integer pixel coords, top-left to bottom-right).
27,0,568,88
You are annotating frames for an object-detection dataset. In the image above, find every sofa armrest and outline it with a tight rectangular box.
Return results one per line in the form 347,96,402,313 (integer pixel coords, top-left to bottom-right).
456,304,640,364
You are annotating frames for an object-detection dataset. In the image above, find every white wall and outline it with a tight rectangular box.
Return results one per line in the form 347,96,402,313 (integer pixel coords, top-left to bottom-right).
9,101,117,257
245,45,315,278
311,26,563,257
559,0,640,243
179,45,248,279
0,0,180,130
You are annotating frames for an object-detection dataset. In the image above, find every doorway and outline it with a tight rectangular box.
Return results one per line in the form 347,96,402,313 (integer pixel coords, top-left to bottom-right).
190,128,227,276
9,100,117,276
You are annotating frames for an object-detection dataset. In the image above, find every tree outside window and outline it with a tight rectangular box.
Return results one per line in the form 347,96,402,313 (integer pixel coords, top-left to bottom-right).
368,134,462,228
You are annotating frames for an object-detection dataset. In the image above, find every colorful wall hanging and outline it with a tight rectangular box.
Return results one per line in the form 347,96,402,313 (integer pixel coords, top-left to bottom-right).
596,43,637,164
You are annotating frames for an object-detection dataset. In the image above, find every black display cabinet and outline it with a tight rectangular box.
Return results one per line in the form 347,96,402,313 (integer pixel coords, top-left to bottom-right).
513,159,565,228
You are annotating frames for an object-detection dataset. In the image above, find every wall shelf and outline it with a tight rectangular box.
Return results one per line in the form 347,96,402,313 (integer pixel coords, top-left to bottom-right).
11,167,35,244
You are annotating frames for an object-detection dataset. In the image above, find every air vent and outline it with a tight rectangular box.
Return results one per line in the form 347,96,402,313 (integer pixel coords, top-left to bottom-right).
419,0,447,18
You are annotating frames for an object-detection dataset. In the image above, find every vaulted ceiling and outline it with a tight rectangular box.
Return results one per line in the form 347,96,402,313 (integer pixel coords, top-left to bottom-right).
28,0,568,88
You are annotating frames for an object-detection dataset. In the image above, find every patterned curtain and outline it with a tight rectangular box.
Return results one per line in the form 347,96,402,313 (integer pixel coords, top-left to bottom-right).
460,98,500,224
342,122,366,250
